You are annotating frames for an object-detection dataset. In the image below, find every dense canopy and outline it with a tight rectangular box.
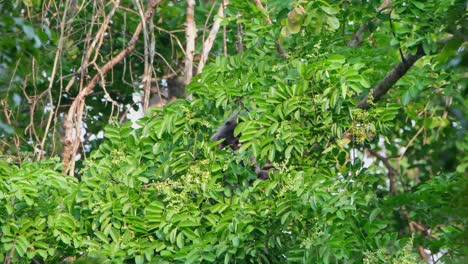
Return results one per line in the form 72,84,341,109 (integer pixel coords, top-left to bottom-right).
0,0,466,263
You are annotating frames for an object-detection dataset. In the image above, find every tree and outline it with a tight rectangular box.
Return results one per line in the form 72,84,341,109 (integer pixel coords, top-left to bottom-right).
0,0,466,263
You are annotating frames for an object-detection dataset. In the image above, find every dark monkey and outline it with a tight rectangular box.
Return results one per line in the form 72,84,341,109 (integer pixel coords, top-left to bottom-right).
211,110,271,180
149,77,186,107
210,110,240,150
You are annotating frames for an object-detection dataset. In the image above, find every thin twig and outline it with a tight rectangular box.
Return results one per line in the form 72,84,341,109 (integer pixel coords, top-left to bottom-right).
368,148,397,194
202,1,217,44
37,0,72,160
252,0,271,24
252,0,286,58
235,12,244,52
398,126,424,161
197,0,229,74
65,1,120,92
62,0,162,175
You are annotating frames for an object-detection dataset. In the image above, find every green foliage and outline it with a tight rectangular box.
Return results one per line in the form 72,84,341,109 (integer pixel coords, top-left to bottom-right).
0,158,77,262
0,0,467,263
363,238,423,264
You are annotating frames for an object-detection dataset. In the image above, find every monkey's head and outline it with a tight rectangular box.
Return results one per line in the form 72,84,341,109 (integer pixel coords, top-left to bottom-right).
211,111,241,150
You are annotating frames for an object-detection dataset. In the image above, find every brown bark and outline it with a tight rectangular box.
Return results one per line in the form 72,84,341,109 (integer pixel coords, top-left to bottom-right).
37,0,74,160
357,45,425,109
184,0,197,95
347,22,370,48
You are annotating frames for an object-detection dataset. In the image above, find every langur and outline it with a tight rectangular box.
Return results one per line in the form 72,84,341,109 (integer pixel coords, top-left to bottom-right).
210,110,240,150
211,110,271,180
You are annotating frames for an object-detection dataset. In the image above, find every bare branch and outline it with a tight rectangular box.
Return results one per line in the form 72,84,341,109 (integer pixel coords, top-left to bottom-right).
62,0,162,175
37,0,73,160
197,1,229,74
65,0,121,92
202,1,217,46
136,0,156,113
398,126,424,161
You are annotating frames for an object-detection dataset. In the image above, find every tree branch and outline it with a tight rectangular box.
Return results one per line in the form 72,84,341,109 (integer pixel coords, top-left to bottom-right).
357,45,425,109
252,0,271,24
197,1,229,74
184,0,197,99
347,22,370,48
235,12,244,52
37,0,73,160
368,148,397,194
252,0,287,58
369,147,435,261
65,1,121,93
62,0,162,175
347,0,393,47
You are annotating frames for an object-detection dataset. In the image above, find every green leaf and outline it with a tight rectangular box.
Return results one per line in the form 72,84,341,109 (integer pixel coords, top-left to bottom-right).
178,220,200,228
176,233,185,248
327,54,346,65
321,6,339,15
203,251,216,262
95,231,109,243
224,253,231,264
412,1,425,10
15,236,29,257
287,22,302,34
281,211,291,224
369,208,381,223
232,236,240,247
401,92,411,105
135,255,144,264
326,16,340,31
336,210,345,220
